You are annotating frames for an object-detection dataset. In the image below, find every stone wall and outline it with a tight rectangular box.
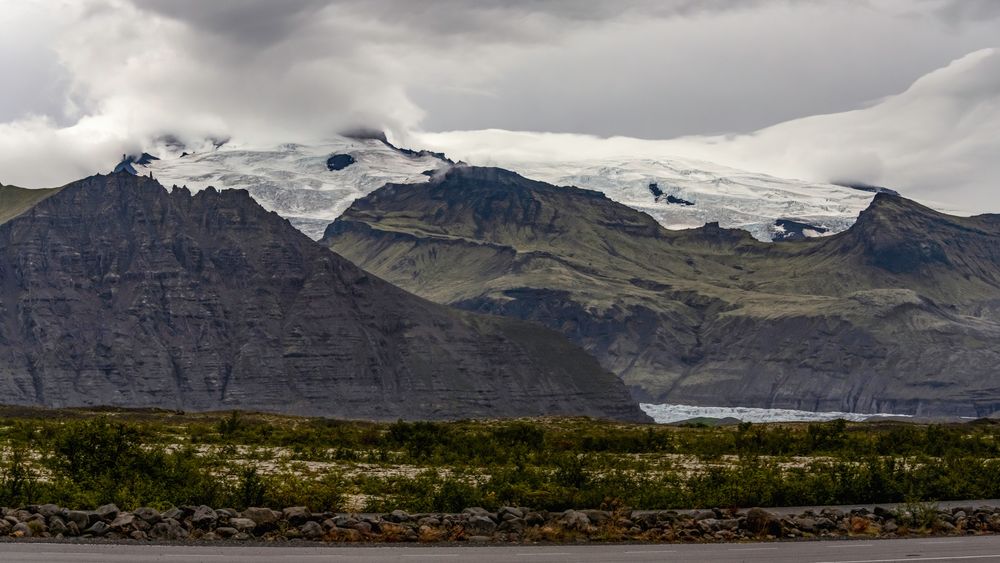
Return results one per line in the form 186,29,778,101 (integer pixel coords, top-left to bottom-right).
3,503,999,543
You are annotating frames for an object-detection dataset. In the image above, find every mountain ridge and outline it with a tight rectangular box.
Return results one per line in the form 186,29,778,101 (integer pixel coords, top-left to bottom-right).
0,172,648,421
0,184,62,225
325,166,1000,417
124,134,878,242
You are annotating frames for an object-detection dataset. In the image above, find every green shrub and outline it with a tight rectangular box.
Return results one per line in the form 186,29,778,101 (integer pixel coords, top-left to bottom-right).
2,410,1000,511
0,447,40,507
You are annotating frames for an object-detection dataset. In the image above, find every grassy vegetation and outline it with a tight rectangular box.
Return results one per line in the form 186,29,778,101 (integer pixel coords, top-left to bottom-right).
0,185,61,225
326,168,999,408
1,408,999,513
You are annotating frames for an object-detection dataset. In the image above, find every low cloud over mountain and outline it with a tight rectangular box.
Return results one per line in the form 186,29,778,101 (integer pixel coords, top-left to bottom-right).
416,49,1000,213
0,1,997,212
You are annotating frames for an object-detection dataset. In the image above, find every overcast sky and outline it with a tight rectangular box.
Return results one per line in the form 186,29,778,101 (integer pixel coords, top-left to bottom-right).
0,0,998,208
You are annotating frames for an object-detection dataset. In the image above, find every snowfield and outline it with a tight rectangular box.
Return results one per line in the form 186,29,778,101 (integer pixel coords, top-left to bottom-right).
641,403,912,424
139,137,446,239
503,157,876,241
131,135,876,241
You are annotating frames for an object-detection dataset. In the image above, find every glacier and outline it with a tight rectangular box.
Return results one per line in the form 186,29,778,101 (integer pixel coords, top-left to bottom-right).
453,156,876,242
137,137,447,239
129,134,876,242
641,403,912,424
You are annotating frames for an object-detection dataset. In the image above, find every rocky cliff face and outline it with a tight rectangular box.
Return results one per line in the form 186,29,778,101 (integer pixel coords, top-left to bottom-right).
0,173,648,421
324,166,1000,417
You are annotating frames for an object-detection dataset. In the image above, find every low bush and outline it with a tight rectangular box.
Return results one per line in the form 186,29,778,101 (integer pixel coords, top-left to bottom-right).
2,410,1000,511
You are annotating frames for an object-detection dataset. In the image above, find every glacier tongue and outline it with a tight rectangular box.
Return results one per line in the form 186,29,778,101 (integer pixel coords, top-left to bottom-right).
131,135,874,241
641,403,912,424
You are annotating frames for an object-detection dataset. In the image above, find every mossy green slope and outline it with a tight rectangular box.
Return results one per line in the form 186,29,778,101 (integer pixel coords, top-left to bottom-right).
0,184,61,225
324,166,1000,417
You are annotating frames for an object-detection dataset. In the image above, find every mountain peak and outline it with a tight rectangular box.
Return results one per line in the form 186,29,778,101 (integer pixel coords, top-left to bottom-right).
861,190,937,216
329,165,662,249
327,165,1000,418
431,165,607,199
819,191,1000,276
0,172,648,421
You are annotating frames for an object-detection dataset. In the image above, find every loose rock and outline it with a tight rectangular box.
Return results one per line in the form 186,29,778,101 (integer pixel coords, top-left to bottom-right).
95,504,120,522
283,506,311,526
192,506,218,529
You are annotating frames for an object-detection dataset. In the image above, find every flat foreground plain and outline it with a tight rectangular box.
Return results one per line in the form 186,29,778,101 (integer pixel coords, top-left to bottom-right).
2,407,1000,514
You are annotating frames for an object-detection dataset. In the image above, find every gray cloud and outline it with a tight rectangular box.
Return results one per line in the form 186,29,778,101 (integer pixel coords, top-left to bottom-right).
416,48,1000,212
413,1,998,138
0,0,996,202
133,0,330,46
930,0,1000,24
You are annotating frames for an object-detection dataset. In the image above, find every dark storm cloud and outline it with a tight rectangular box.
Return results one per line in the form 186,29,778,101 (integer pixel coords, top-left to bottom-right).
133,0,330,46
932,0,1000,25
133,0,777,49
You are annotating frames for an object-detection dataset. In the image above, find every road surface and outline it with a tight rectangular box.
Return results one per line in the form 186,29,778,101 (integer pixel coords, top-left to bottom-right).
1,536,999,562
634,499,1000,519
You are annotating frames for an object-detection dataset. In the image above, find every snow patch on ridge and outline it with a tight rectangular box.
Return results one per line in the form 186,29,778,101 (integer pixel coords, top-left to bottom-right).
641,403,911,424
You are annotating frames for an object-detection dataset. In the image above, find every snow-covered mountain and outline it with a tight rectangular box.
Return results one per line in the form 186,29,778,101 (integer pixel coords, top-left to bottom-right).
125,134,878,241
132,135,448,239
492,157,877,241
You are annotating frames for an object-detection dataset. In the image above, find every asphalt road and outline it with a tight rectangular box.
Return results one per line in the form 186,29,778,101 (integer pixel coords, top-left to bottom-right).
1,536,999,563
634,499,1000,519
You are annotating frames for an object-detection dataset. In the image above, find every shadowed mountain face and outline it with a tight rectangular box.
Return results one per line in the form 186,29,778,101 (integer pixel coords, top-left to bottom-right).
324,166,1000,417
0,173,648,422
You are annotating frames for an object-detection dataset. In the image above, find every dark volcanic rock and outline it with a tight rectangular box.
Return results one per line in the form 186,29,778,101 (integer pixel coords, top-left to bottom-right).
664,195,694,206
135,152,160,166
4,501,999,543
133,507,161,524
113,152,159,174
192,506,217,528
744,508,781,536
773,219,829,241
327,154,356,171
649,183,693,205
95,504,120,522
826,193,969,275
325,166,1000,417
342,128,452,162
835,182,900,196
112,156,137,175
0,173,647,422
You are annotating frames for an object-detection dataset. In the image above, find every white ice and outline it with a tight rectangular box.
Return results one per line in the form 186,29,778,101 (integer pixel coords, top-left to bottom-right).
135,135,875,242
640,403,911,424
